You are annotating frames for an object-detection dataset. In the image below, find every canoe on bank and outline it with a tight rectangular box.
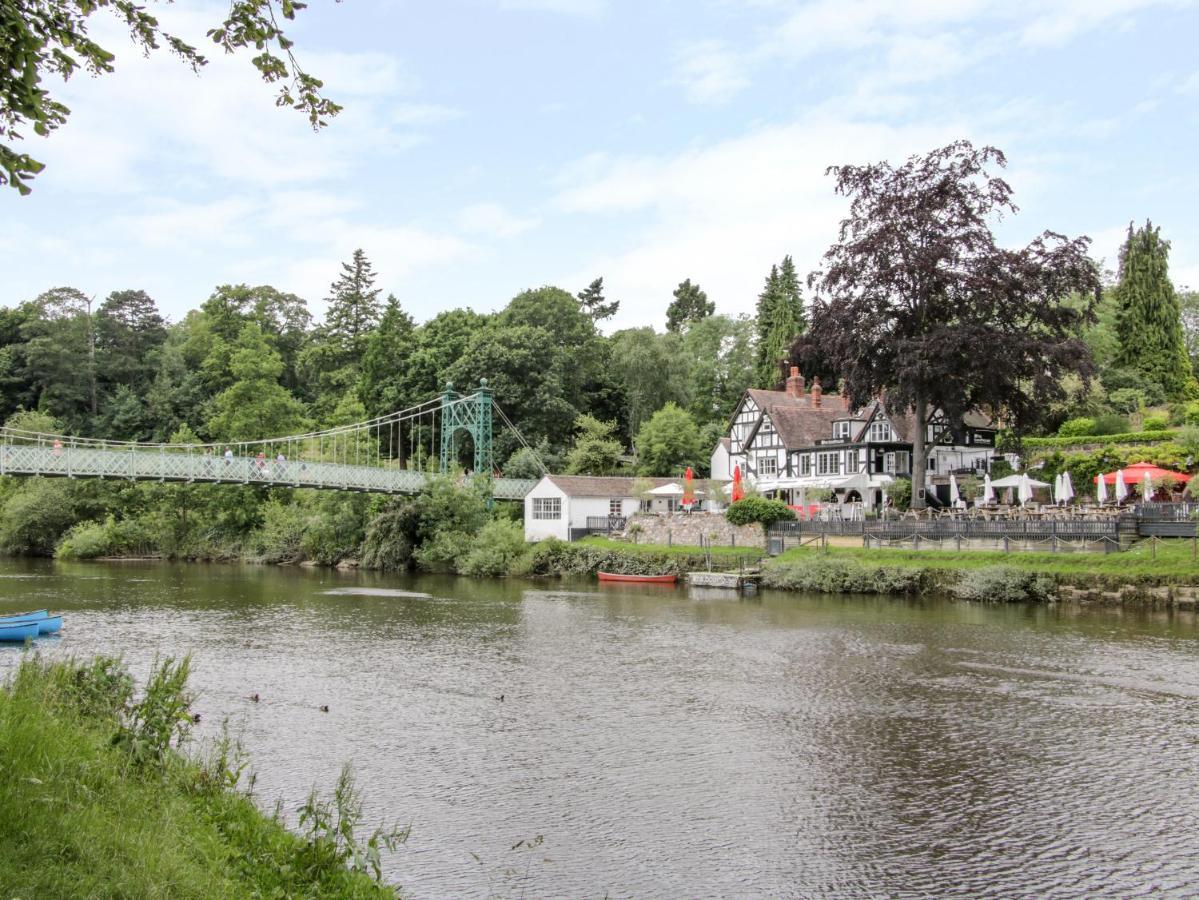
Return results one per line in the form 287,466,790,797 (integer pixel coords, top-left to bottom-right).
0,611,62,634
0,621,41,642
597,572,678,584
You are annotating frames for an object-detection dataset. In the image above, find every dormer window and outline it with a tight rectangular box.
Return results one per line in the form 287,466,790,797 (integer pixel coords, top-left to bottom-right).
833,421,852,440
869,421,892,442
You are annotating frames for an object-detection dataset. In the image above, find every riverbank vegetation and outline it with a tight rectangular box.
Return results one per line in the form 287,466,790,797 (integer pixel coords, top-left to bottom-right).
0,655,403,897
765,540,1199,596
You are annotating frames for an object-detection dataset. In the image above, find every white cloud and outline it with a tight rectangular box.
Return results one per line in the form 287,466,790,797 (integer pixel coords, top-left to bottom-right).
553,115,960,330
457,203,540,238
669,40,752,105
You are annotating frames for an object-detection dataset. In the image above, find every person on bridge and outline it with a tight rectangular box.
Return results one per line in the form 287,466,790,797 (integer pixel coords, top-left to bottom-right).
255,451,266,471
52,439,62,458
224,447,233,466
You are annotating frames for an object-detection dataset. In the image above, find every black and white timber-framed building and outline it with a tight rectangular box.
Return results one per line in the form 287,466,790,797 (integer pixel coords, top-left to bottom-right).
711,367,999,509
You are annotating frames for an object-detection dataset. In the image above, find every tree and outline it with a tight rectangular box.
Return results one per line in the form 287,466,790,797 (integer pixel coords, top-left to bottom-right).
21,286,97,429
635,402,704,476
1113,221,1197,400
95,289,167,399
565,414,623,475
608,327,689,438
324,249,383,357
2,0,339,194
754,256,805,388
682,315,754,427
577,277,619,321
359,294,416,433
665,279,714,332
1180,288,1199,373
207,323,308,442
800,141,1099,507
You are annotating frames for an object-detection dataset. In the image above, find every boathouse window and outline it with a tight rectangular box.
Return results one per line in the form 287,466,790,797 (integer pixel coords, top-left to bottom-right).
759,456,778,476
609,499,623,517
532,498,561,520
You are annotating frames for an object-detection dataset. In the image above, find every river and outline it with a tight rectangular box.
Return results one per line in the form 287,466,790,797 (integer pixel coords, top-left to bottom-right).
2,559,1198,898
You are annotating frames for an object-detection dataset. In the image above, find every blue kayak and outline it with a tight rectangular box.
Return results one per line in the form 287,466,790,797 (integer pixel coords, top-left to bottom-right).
0,609,48,623
0,621,40,642
0,610,61,635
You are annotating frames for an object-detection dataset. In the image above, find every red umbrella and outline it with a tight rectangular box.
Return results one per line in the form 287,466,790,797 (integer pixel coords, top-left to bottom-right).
731,465,744,502
682,466,696,509
1093,462,1189,485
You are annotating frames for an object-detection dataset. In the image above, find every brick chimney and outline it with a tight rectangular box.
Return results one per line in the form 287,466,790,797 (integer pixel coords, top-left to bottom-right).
811,376,822,407
785,365,805,400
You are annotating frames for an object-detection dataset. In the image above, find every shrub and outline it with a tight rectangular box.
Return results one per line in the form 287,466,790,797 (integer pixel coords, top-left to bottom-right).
725,497,794,527
885,477,912,511
1182,402,1199,426
760,558,927,594
56,516,157,560
1092,413,1131,435
951,567,1056,603
1057,417,1096,437
458,519,529,577
1142,414,1169,432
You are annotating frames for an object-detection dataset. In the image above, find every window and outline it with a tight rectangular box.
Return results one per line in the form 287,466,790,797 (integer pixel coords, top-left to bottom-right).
884,452,910,474
799,454,812,476
833,421,852,440
759,456,778,476
818,452,841,475
532,497,561,520
927,456,937,471
869,421,892,442
609,499,623,516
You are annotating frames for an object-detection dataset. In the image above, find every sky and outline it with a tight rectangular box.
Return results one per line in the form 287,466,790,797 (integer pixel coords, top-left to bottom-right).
3,0,1198,332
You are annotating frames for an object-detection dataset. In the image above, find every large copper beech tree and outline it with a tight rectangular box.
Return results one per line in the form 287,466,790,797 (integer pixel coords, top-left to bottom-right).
796,141,1100,508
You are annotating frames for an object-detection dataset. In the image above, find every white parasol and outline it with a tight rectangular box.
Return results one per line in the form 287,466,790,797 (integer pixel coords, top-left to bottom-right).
1115,469,1128,504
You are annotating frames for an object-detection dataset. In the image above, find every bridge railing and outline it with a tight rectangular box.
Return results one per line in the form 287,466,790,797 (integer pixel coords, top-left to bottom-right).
0,444,536,499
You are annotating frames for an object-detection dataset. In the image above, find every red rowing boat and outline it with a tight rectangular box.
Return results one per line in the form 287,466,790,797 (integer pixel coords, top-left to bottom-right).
597,571,677,584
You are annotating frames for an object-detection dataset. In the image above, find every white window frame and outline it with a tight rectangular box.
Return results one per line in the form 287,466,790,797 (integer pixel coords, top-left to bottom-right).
885,452,911,474
799,454,812,476
759,456,778,476
532,497,562,520
818,452,840,475
869,421,891,442
833,421,852,440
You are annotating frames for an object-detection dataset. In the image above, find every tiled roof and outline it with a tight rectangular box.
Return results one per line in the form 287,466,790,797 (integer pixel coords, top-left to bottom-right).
544,475,678,497
766,405,844,448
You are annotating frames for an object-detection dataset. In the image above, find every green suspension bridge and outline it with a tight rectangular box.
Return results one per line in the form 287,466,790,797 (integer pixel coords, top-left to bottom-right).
0,381,543,501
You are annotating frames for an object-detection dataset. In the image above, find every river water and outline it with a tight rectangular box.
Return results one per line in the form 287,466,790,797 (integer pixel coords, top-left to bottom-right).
2,559,1198,898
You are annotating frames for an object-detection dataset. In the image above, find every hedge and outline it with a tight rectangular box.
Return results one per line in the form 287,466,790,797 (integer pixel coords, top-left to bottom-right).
1018,429,1179,450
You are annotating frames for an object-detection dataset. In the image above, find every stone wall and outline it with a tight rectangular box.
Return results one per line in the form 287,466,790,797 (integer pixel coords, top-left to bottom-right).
625,512,765,549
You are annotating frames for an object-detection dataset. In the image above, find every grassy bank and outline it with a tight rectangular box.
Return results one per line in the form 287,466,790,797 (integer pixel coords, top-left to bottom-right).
0,656,403,898
759,539,1199,603
525,536,764,577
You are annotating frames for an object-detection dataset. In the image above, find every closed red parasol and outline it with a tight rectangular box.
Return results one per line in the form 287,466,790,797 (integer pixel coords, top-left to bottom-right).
682,466,696,509
731,464,744,502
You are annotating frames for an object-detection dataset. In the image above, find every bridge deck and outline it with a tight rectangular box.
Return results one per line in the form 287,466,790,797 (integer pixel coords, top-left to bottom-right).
0,445,536,500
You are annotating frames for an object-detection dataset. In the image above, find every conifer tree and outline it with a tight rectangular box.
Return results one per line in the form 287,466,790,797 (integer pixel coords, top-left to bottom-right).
1114,220,1197,400
324,249,383,356
665,279,714,332
754,255,806,388
577,277,619,321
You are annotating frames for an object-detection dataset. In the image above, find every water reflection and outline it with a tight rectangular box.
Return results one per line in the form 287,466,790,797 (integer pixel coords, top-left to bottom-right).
0,559,1197,897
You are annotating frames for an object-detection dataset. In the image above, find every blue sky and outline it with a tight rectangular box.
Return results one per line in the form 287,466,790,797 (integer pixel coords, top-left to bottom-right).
3,0,1198,331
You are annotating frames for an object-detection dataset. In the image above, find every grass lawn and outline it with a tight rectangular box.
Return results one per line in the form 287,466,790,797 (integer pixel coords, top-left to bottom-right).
773,539,1199,582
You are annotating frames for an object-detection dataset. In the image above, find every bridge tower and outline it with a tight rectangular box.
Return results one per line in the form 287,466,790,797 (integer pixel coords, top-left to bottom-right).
439,380,493,476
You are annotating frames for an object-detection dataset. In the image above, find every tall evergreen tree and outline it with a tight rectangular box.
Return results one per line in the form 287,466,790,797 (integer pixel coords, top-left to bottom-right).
324,249,383,356
359,294,416,418
665,279,714,332
1114,220,1197,399
577,277,619,321
754,256,806,388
